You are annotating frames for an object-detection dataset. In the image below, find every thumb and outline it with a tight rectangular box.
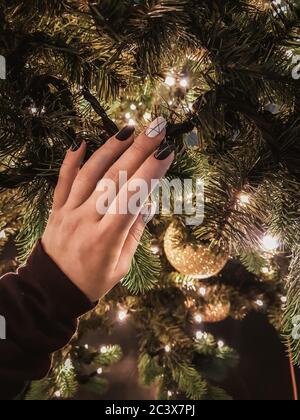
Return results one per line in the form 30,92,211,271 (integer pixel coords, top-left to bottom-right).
114,202,157,280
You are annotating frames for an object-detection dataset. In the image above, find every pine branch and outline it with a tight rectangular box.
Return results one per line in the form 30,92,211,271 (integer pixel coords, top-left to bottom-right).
54,359,78,399
83,376,108,395
171,362,207,400
239,251,270,276
25,378,51,401
283,247,300,365
122,229,161,294
138,353,163,386
93,345,122,367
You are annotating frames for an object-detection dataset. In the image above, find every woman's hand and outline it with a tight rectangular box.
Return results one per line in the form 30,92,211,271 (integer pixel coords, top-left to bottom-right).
42,117,174,302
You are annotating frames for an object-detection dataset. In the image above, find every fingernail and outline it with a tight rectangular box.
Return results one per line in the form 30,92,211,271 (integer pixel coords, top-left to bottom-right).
154,139,175,160
71,140,82,151
141,202,157,225
145,117,167,138
116,125,135,141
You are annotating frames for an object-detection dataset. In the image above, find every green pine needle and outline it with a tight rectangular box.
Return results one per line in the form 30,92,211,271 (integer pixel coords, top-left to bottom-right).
122,229,161,294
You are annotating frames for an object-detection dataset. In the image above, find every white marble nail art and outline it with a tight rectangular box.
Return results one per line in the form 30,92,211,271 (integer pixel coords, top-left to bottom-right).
145,117,167,138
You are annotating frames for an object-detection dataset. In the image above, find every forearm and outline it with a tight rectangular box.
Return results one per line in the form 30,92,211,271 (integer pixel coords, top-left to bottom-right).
0,241,94,400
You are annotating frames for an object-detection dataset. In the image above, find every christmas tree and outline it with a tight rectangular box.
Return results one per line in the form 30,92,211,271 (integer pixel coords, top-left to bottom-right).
0,0,300,400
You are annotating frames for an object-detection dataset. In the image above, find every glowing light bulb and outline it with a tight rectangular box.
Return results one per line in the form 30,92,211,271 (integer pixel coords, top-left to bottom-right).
151,245,160,254
196,331,204,340
100,346,108,354
143,112,152,121
199,287,206,297
97,368,103,375
128,118,136,126
165,75,176,87
30,107,38,115
194,313,203,324
218,340,225,349
179,78,189,88
165,344,171,353
125,112,131,119
168,391,173,397
84,344,89,349
256,299,264,307
64,358,72,369
54,391,61,398
0,230,6,239
281,296,287,303
238,193,250,205
118,310,128,322
262,234,280,252
261,267,271,275
130,104,137,111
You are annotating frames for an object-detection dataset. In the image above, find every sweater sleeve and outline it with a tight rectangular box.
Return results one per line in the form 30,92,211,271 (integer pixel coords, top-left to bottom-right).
0,241,95,400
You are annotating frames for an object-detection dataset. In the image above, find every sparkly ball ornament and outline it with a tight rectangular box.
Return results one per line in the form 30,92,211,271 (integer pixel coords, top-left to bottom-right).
249,0,270,10
164,222,229,279
198,283,232,323
202,302,231,323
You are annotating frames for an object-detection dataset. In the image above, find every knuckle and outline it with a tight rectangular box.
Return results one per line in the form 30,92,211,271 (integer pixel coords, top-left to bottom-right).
61,213,79,234
104,168,119,185
55,175,68,189
91,147,111,164
59,160,74,175
129,226,144,243
74,171,90,186
99,224,114,239
131,141,147,155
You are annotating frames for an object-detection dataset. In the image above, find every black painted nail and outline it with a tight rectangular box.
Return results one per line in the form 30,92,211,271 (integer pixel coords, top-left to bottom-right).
116,126,135,141
154,139,175,160
71,140,82,151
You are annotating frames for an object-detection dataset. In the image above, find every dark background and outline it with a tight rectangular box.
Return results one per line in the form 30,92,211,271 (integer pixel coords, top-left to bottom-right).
2,240,300,400
78,311,300,401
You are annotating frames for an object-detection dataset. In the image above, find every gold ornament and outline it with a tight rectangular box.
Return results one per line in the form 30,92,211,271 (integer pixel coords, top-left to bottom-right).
202,302,231,323
249,0,271,10
198,283,231,322
164,222,229,279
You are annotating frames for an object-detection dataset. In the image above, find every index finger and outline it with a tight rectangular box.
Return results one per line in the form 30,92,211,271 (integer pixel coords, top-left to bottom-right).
65,126,135,209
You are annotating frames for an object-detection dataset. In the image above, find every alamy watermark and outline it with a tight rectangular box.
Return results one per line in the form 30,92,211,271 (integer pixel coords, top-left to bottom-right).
292,55,300,80
0,55,6,80
0,315,6,340
292,316,300,340
95,172,205,226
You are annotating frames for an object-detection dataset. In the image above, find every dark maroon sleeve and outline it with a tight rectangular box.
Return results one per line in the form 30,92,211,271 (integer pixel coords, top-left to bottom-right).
0,241,95,400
